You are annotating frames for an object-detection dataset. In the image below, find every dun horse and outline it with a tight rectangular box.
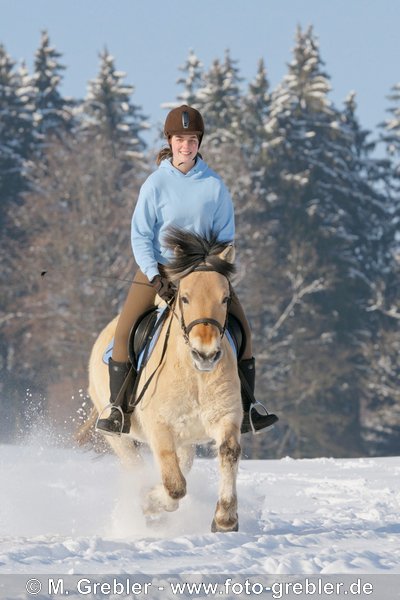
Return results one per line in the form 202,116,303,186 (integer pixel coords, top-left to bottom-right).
87,228,242,532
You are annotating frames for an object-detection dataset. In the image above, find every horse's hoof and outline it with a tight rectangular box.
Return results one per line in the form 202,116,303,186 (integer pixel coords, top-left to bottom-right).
211,517,239,533
165,476,186,500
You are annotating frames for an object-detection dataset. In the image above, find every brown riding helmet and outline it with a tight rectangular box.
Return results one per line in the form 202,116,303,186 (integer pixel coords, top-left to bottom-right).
164,105,205,148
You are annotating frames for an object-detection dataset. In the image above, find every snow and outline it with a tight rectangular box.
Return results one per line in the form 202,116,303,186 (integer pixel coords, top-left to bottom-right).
1,440,399,581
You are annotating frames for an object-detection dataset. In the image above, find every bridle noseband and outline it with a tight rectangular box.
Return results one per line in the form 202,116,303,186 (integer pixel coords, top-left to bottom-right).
180,310,229,346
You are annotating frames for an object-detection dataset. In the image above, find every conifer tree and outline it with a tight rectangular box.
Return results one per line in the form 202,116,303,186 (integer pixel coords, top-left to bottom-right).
82,48,147,166
381,82,400,178
0,44,35,220
0,46,37,440
241,58,270,158
363,82,400,455
196,49,243,145
248,26,391,457
176,49,204,106
32,30,73,139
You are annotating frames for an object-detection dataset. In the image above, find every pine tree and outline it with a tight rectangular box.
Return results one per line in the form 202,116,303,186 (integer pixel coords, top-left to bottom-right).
176,49,204,106
196,49,243,145
82,47,148,165
363,81,400,455
0,44,35,220
246,26,391,457
0,46,37,440
381,82,400,175
241,58,270,157
32,30,74,140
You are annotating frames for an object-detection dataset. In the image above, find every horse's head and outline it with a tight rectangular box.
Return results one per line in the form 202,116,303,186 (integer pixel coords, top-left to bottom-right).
162,227,235,372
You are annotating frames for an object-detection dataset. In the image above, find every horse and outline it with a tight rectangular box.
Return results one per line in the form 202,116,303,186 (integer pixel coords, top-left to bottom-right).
86,227,242,533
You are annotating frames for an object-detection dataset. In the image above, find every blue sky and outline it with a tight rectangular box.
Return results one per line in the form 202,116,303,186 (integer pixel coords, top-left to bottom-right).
1,0,399,145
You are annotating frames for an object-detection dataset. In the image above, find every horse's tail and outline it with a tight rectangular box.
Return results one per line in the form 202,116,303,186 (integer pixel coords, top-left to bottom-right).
75,406,98,447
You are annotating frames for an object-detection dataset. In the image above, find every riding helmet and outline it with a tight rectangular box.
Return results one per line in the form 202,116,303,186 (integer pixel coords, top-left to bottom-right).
164,105,205,147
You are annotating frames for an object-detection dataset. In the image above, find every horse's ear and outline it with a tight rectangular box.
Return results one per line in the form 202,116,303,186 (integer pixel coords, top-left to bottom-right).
219,244,235,264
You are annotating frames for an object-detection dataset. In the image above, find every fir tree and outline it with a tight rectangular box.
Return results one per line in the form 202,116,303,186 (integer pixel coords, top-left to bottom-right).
0,44,35,219
381,82,400,172
82,48,148,165
0,46,36,439
248,26,391,457
196,49,243,144
176,49,204,106
32,30,74,139
241,58,270,155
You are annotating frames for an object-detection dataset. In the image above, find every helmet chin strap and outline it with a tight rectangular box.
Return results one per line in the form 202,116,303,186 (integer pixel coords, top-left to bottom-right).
177,157,196,167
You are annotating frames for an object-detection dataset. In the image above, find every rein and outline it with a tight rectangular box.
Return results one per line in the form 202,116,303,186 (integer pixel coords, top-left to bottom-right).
128,301,174,410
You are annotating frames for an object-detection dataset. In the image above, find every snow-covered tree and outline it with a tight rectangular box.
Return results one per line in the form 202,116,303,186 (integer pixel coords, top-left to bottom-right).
32,30,74,140
241,58,270,157
0,45,37,439
241,26,392,457
381,82,400,174
0,45,36,219
82,48,148,166
176,49,204,106
196,49,243,145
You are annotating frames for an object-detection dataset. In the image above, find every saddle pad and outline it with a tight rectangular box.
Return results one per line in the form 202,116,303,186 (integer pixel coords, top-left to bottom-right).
102,307,168,367
102,308,238,366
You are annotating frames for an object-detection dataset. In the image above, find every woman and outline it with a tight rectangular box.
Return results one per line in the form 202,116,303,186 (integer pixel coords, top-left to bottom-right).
97,105,276,436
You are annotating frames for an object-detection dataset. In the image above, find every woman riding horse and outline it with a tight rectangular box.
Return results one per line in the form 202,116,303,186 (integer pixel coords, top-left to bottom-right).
89,229,243,531
96,105,277,436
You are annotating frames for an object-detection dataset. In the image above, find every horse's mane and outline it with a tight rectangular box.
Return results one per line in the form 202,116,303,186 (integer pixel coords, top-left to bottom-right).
160,226,236,282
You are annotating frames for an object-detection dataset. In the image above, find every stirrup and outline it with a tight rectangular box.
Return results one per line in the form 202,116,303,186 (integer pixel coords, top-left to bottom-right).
95,403,126,436
248,401,277,435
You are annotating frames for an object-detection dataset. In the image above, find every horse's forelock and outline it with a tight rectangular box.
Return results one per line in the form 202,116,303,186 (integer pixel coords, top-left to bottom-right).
162,226,235,282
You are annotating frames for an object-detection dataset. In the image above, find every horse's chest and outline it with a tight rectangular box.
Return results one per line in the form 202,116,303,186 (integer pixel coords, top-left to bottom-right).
160,387,210,441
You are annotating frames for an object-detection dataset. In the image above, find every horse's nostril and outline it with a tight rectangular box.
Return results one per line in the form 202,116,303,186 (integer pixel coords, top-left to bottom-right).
213,350,222,362
191,349,200,360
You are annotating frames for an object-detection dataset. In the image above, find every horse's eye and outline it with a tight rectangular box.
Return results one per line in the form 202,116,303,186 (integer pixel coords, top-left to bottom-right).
222,296,230,304
181,296,189,304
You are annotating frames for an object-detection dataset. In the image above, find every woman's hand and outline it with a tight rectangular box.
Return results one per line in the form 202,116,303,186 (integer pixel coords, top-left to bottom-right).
150,275,175,301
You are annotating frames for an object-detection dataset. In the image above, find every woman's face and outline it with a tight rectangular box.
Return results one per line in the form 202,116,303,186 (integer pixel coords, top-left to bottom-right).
170,134,199,171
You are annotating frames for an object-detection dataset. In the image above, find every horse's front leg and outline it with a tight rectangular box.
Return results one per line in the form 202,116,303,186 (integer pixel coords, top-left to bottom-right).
150,423,187,501
211,421,241,533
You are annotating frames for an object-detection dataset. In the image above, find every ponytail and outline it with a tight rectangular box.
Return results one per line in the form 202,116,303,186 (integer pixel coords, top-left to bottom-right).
156,147,173,165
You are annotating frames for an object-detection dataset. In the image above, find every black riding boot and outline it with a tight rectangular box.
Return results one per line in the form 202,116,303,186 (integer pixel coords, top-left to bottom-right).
96,359,134,436
239,357,278,434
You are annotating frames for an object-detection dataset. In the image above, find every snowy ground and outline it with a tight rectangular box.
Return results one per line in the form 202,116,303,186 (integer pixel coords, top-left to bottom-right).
0,439,399,598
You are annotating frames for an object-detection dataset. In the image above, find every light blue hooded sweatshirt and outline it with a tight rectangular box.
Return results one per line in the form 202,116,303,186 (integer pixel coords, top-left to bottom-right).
131,157,235,281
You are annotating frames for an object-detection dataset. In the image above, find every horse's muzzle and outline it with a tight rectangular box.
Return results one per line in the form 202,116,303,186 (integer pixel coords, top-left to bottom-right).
191,348,223,371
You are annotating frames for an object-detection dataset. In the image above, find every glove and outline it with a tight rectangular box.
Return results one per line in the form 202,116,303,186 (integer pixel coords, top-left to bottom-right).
150,275,175,301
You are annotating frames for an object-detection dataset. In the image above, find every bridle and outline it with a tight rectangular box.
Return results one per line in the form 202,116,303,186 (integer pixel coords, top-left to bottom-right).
176,268,232,346
179,298,229,345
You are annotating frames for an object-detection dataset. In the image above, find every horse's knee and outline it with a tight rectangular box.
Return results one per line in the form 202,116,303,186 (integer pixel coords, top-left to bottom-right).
219,436,241,467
